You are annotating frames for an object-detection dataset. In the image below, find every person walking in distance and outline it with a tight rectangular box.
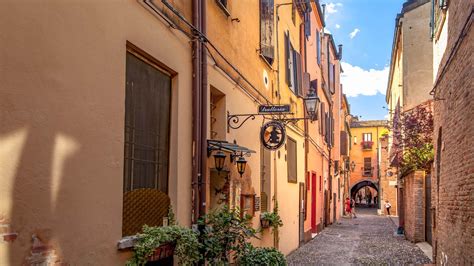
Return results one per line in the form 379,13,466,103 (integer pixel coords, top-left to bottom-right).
345,197,352,218
351,197,357,218
385,200,392,216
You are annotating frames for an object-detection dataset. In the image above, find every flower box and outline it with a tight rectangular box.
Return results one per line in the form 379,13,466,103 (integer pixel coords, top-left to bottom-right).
148,243,175,262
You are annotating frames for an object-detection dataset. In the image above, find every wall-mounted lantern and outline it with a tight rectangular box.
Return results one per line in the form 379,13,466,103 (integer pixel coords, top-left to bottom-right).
213,150,226,173
304,88,320,121
236,156,247,177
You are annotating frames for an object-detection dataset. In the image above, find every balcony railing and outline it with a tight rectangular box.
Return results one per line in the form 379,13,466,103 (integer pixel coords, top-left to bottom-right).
363,169,373,177
361,141,373,150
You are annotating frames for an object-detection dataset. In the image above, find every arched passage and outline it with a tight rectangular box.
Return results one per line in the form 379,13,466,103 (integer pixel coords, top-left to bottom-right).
350,180,379,208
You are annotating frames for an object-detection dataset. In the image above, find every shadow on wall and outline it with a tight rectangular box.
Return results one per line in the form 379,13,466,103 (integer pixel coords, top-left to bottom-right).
1,30,124,265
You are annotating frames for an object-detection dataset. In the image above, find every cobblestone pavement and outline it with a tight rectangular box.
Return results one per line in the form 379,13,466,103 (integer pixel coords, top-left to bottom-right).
286,208,432,265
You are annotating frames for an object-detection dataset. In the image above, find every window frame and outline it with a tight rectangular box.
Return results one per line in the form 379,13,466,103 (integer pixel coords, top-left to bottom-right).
123,44,175,193
287,137,298,183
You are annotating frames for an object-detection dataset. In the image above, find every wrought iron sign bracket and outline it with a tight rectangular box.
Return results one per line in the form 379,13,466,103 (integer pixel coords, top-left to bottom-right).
227,112,315,130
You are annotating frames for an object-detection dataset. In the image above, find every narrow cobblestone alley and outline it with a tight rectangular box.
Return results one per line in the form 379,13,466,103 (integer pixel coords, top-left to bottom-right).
287,208,432,265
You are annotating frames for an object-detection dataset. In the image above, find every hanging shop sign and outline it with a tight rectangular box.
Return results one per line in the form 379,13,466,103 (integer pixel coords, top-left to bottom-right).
258,104,291,114
260,121,286,150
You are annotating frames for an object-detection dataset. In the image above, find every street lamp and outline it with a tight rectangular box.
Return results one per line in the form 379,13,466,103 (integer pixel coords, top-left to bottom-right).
213,150,226,173
351,161,356,172
304,88,320,121
236,156,247,177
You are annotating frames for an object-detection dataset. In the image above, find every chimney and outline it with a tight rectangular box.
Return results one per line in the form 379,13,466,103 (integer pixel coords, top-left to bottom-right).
338,44,343,60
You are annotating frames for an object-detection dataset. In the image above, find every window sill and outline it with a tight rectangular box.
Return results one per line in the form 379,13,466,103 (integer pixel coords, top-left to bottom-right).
117,235,139,250
215,1,231,17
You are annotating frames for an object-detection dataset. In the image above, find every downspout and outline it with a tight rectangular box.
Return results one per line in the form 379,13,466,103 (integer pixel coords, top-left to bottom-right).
200,0,208,218
192,0,202,224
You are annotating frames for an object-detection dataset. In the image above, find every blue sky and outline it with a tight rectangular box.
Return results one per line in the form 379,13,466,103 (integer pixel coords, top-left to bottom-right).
323,0,406,120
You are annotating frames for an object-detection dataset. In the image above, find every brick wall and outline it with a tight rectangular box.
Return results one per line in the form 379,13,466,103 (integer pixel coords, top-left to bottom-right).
403,170,425,242
432,1,474,264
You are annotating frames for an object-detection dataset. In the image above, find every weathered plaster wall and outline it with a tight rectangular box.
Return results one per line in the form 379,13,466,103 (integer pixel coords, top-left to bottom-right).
401,2,433,111
0,1,193,264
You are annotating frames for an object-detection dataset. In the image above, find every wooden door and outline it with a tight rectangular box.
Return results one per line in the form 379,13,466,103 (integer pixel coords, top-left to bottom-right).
311,172,317,232
299,183,305,245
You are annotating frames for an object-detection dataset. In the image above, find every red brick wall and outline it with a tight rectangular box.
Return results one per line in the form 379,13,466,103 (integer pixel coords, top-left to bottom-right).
432,1,474,264
403,171,426,242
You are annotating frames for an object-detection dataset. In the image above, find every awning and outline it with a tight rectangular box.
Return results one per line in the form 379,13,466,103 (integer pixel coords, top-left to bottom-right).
207,140,256,156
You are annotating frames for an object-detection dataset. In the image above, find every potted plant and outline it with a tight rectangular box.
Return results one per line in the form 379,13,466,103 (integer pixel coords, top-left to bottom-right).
260,212,274,229
260,202,283,233
127,208,201,266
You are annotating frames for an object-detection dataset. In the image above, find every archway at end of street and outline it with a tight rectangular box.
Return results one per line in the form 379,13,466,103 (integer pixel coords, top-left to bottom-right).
350,180,379,209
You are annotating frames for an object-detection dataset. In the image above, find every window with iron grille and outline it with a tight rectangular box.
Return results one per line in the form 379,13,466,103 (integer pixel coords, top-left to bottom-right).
124,52,171,193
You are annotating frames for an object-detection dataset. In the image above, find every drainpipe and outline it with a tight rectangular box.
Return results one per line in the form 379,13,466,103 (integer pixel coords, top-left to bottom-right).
192,0,202,224
199,0,208,219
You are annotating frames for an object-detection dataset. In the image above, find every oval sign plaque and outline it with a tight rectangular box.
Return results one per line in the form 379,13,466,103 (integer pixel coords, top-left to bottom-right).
260,121,286,150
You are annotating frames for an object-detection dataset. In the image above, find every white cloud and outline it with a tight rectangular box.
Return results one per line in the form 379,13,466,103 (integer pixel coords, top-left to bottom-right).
340,62,389,97
349,28,360,39
335,24,341,29
326,3,342,14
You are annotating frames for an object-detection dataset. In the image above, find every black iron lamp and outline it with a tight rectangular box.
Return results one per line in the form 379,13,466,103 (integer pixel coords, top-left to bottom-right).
351,161,356,172
213,151,226,172
304,88,320,121
236,156,247,177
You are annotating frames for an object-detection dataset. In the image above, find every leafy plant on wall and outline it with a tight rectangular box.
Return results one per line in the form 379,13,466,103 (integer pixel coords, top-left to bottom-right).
392,103,434,176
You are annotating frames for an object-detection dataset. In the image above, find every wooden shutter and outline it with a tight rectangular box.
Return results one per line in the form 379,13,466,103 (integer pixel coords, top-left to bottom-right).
260,0,275,65
285,32,291,86
316,31,321,65
287,138,297,183
304,11,311,37
295,52,303,96
320,102,325,135
340,131,348,156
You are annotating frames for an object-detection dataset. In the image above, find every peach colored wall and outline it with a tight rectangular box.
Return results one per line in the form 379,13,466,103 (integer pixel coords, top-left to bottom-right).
0,1,193,264
303,2,326,236
349,125,387,193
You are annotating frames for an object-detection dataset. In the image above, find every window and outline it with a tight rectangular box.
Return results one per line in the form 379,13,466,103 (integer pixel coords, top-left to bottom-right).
216,0,230,16
316,31,321,65
284,32,303,96
260,0,274,65
363,133,372,142
319,176,322,191
363,158,372,176
123,51,172,236
329,63,334,93
124,52,171,192
362,133,373,150
287,138,297,183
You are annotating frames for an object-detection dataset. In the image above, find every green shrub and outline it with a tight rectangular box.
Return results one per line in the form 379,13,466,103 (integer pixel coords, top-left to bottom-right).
237,244,286,266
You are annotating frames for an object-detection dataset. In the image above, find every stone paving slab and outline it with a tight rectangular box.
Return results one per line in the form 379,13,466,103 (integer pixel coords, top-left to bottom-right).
286,208,432,265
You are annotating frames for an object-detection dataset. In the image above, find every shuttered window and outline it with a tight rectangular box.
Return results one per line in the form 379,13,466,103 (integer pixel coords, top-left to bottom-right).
284,31,303,96
320,102,325,135
260,0,274,65
124,52,171,193
287,138,297,183
364,158,372,176
316,31,321,65
285,32,292,87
